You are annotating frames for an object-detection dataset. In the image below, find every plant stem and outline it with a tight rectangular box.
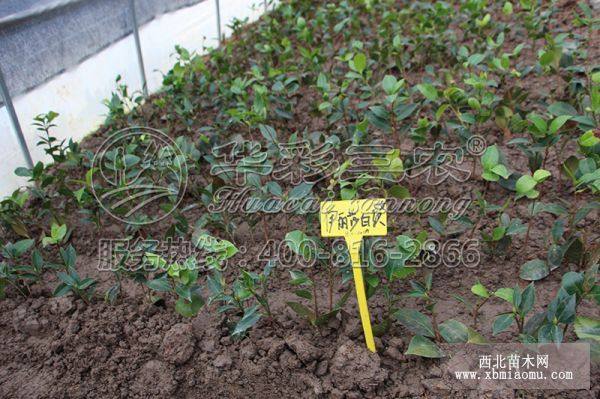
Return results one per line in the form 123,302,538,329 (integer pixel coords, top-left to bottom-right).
312,281,319,322
471,296,490,327
431,308,442,342
8,280,28,298
328,265,333,312
542,146,550,169
469,181,489,239
524,200,536,249
261,217,269,242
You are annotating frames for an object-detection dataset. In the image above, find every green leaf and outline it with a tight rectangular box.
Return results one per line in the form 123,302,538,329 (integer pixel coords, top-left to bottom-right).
51,223,67,241
289,270,311,286
14,167,32,177
289,183,314,199
405,335,444,358
352,53,367,74
231,305,261,336
493,313,515,335
549,115,571,135
481,145,499,170
394,103,418,120
491,226,506,241
482,170,499,182
491,164,510,179
439,319,468,343
79,278,96,290
467,327,488,344
382,75,398,94
519,259,549,281
531,202,567,216
574,316,600,341
416,83,438,101
467,53,485,66
53,283,72,297
145,252,167,270
175,293,204,317
286,301,315,322
515,175,537,197
258,124,277,142
334,289,352,309
12,239,34,257
146,277,171,292
471,282,490,298
60,245,76,269
527,113,547,133
494,288,514,303
394,308,435,338
387,185,410,199
561,272,584,296
538,323,563,344
41,237,53,247
548,102,577,117
58,272,77,286
520,283,535,315
32,249,43,269
285,230,316,260
579,130,600,148
435,104,449,120
294,289,312,300
428,216,444,235
104,284,120,304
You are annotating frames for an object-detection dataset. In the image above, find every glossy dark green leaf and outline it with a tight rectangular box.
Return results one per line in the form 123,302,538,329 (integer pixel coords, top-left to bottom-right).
394,308,435,338
519,259,549,281
439,319,468,343
405,335,444,358
492,313,515,335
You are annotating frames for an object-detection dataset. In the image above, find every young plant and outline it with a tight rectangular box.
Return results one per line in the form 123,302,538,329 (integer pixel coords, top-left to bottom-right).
207,264,271,337
480,144,510,183
490,283,535,338
238,261,275,320
42,222,68,247
515,169,552,247
145,255,205,317
0,239,45,298
481,212,526,253
0,189,30,237
285,230,350,326
33,111,68,164
396,273,485,358
363,234,420,335
53,245,96,304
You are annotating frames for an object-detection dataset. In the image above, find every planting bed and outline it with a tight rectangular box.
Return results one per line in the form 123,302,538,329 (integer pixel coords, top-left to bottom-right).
1,0,599,398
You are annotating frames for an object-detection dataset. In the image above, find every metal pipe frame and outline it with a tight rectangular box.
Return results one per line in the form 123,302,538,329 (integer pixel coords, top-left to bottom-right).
128,0,148,97
215,0,222,45
0,65,33,169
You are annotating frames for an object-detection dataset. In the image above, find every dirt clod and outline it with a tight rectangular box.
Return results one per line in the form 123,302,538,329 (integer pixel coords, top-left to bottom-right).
285,334,320,364
330,340,388,393
132,360,177,397
161,323,195,365
213,353,233,369
48,297,75,315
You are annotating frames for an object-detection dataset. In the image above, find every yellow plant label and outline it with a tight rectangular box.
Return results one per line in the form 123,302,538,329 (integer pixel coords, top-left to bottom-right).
320,198,387,238
319,198,387,352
